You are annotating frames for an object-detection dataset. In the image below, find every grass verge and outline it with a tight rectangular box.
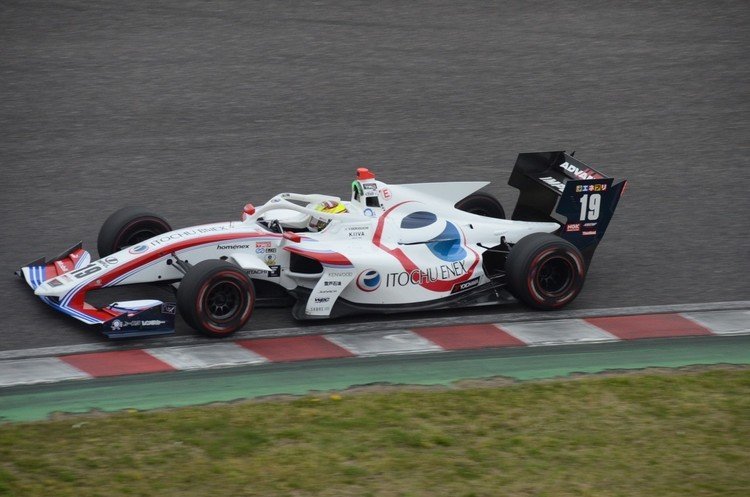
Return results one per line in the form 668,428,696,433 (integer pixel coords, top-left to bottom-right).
1,367,748,496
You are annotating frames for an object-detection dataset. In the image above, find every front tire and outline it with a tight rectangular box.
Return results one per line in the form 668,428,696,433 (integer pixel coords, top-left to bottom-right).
177,260,255,337
455,192,505,219
505,233,586,310
97,206,172,257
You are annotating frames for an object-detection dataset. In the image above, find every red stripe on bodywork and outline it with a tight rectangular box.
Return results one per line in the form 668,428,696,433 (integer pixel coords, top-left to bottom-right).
43,248,89,280
372,202,480,292
44,264,58,280
66,231,277,322
54,260,72,276
585,313,713,340
60,350,175,377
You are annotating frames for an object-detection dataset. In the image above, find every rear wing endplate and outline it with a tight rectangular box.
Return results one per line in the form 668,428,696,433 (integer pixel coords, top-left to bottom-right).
508,151,627,264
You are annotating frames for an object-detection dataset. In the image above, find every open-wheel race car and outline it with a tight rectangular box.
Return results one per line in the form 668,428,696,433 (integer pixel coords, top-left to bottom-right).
17,151,626,338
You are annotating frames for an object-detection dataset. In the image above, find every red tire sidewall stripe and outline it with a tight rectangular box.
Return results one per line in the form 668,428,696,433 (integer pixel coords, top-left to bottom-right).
112,217,171,251
196,270,254,335
526,246,584,306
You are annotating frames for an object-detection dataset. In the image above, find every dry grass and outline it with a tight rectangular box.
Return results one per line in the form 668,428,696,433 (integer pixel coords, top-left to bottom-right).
1,367,748,496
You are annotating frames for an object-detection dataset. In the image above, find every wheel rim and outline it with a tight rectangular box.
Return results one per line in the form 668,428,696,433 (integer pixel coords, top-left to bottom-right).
535,256,574,296
204,280,244,322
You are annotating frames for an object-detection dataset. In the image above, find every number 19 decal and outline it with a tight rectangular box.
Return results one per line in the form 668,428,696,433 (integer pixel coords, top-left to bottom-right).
579,193,601,221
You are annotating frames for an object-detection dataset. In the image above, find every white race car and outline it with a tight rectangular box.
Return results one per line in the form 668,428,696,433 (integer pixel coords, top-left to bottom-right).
17,151,626,338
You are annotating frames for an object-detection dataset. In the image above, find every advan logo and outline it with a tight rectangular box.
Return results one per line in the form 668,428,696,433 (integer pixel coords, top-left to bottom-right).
559,161,604,180
356,269,381,292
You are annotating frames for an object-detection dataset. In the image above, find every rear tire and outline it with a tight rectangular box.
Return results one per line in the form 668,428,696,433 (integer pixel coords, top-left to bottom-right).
177,260,255,337
506,233,585,310
98,206,172,257
455,192,505,219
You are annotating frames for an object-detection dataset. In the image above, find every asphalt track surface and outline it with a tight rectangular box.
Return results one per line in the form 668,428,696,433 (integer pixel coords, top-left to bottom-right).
1,1,749,351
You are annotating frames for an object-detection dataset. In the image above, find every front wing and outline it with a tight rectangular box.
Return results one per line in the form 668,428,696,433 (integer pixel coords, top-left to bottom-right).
17,242,175,338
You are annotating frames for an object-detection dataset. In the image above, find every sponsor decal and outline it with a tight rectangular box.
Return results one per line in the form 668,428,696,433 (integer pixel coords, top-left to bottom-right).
324,280,342,286
268,265,281,277
540,176,566,192
161,303,176,315
141,320,166,326
560,161,603,180
149,226,230,247
256,241,272,248
566,223,581,232
328,271,354,278
99,256,118,268
111,319,166,330
314,297,330,303
345,225,369,238
583,222,598,228
386,261,468,287
356,269,381,292
575,183,608,193
308,306,329,312
265,254,277,266
582,230,597,236
271,198,282,203
48,278,64,287
129,244,149,254
218,244,251,250
363,208,376,217
382,188,392,200
451,277,480,294
362,183,378,196
319,289,340,295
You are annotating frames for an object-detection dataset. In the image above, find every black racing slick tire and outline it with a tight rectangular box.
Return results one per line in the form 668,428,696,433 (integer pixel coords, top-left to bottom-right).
505,233,586,310
455,192,505,219
97,206,172,257
177,260,255,338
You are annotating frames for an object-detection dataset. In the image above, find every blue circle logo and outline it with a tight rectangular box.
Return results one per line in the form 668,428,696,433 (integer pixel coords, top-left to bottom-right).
128,244,149,255
356,269,381,292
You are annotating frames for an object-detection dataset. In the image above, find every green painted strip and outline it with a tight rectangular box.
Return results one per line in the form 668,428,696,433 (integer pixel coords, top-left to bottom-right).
2,336,749,422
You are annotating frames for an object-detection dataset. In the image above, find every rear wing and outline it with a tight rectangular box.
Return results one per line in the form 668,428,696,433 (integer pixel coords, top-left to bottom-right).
508,151,627,264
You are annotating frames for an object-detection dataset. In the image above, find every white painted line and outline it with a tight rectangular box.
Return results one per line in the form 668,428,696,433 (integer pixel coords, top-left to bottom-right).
499,319,618,346
681,310,750,336
0,343,123,361
326,330,443,357
145,343,268,371
0,357,91,387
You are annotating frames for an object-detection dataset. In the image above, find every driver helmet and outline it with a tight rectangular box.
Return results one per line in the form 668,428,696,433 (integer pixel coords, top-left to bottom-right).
308,200,348,231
